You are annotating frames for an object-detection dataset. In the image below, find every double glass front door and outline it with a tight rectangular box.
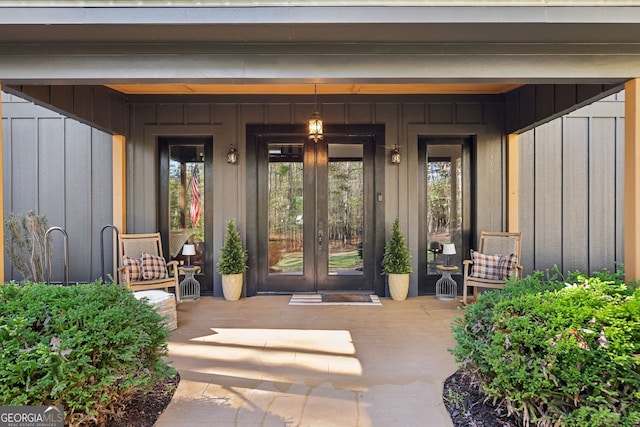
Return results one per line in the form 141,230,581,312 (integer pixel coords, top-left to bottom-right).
256,132,376,293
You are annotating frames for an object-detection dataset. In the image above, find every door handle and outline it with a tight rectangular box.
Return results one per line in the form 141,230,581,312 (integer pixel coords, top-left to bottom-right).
318,230,323,248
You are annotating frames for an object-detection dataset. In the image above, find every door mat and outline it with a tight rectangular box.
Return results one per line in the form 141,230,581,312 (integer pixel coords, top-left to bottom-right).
323,294,372,303
289,294,382,306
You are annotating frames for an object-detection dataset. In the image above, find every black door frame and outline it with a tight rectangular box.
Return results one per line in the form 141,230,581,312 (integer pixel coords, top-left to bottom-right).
158,136,214,296
417,135,475,295
246,124,386,296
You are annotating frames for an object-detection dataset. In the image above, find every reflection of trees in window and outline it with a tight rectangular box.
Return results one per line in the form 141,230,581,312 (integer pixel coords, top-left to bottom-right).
328,161,363,250
428,160,452,236
268,162,304,251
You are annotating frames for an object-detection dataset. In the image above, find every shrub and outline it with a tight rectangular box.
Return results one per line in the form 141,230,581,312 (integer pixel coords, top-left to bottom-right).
217,218,248,275
381,219,412,274
0,281,174,426
451,269,640,427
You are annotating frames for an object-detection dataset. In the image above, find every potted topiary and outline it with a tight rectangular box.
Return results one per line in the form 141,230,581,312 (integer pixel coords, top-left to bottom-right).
217,219,248,301
381,219,413,301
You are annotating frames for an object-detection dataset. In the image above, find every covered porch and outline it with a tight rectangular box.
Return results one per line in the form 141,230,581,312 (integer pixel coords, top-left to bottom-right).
1,2,640,295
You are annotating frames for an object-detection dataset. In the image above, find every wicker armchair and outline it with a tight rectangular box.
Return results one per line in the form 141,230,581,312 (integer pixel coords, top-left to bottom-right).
118,232,181,302
462,231,522,305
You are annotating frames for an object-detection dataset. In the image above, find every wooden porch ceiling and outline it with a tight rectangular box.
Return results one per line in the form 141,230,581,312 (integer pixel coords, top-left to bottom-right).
106,83,522,95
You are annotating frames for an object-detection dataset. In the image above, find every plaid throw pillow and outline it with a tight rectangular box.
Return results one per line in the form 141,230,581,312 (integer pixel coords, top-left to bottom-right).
122,255,142,281
141,252,168,280
470,250,502,280
498,253,518,280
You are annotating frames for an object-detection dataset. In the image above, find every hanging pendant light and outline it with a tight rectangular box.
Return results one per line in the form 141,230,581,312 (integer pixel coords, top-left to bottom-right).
308,84,323,142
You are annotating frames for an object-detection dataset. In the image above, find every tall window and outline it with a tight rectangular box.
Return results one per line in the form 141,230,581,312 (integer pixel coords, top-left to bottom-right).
426,145,463,271
168,145,206,273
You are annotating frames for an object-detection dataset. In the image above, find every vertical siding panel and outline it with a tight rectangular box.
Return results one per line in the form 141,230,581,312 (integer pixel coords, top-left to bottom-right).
50,86,74,116
3,93,113,283
11,118,38,212
562,117,589,273
266,103,293,124
157,104,185,125
399,103,424,229
93,88,110,129
375,102,399,219
130,104,157,231
213,103,240,250
455,103,482,124
616,117,625,268
519,86,536,128
236,104,262,222
323,102,346,125
519,130,535,276
186,104,211,125
534,120,563,271
294,103,312,128
535,85,555,122
38,118,66,227
1,117,9,205
475,131,503,233
428,103,453,124
64,120,92,283
347,103,373,124
518,90,624,277
74,86,93,123
589,117,616,272
215,103,242,296
376,103,401,238
91,128,113,281
482,102,506,232
2,115,11,280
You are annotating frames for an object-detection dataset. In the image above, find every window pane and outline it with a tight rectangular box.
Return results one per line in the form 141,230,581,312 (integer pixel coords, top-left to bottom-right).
328,143,364,275
268,144,304,275
169,145,205,273
427,145,463,271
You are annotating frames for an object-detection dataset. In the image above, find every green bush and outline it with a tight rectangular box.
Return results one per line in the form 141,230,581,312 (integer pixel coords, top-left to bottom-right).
381,219,412,274
217,218,248,275
451,269,640,427
0,281,174,426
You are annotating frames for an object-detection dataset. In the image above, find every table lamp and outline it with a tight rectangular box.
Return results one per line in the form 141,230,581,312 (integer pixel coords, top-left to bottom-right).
182,244,196,266
442,243,456,266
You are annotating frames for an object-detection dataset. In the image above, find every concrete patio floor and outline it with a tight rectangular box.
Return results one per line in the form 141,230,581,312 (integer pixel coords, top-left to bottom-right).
155,295,462,427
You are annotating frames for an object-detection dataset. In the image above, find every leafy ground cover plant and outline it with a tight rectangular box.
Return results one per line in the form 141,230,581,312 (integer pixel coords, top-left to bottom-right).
0,281,174,426
451,269,640,427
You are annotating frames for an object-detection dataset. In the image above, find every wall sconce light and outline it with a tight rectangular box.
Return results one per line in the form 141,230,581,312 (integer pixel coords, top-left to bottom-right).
391,145,401,165
227,145,238,164
308,84,324,143
442,243,456,266
182,244,196,266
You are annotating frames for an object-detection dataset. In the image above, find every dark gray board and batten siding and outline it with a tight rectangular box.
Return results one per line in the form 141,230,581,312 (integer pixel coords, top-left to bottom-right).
519,91,625,278
1,91,113,284
128,95,505,296
2,86,626,291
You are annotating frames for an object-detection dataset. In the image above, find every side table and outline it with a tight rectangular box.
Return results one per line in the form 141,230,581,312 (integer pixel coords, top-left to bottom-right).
179,266,201,301
435,265,459,301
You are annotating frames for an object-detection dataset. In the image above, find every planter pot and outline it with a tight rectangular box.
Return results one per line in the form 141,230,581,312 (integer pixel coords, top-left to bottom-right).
388,273,410,301
221,273,243,301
